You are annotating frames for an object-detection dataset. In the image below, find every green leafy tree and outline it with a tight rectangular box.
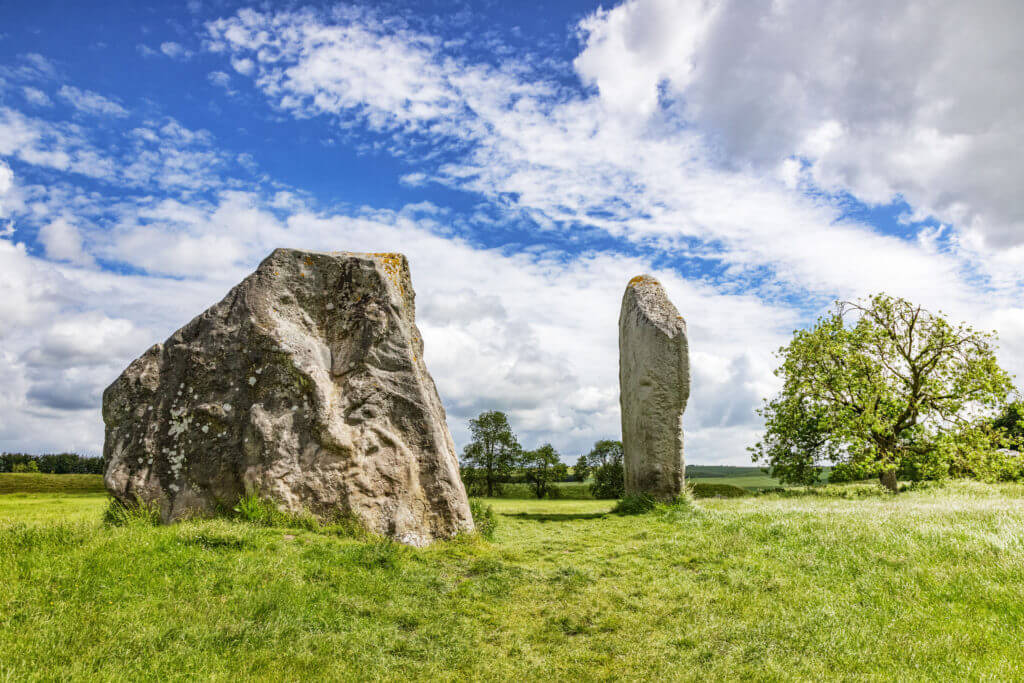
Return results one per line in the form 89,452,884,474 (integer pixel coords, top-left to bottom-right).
460,411,521,497
459,467,489,497
522,444,568,499
586,440,623,469
591,461,625,499
991,401,1024,450
573,455,590,482
587,439,625,499
751,294,1014,490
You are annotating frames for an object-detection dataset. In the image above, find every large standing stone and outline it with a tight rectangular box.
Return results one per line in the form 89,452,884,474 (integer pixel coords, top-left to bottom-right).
103,249,473,546
618,275,690,500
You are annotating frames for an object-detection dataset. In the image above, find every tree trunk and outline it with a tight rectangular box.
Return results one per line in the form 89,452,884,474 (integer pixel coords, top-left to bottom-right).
879,469,898,492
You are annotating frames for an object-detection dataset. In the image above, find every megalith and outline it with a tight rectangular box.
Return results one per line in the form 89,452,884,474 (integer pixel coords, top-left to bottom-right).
102,249,474,546
618,275,690,500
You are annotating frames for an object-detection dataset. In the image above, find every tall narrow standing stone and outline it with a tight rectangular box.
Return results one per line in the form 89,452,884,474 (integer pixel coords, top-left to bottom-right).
102,249,473,546
618,275,690,499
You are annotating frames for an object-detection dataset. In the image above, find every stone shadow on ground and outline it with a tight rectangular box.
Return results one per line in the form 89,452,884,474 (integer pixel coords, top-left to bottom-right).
500,512,608,522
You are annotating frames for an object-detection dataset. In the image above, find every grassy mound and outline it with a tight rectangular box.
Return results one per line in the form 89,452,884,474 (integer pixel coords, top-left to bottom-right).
689,482,748,498
0,472,105,494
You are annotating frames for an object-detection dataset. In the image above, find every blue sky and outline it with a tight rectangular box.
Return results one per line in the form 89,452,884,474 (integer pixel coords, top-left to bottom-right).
1,0,1022,463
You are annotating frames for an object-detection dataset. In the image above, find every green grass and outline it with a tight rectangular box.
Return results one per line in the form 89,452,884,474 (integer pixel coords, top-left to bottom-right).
497,481,595,499
690,474,779,490
0,472,105,494
4,482,1024,679
0,492,108,524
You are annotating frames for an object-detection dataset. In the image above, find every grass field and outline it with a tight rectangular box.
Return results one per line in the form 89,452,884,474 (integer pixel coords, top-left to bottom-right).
0,473,105,494
497,466,780,499
688,474,779,490
0,468,777,501
4,478,1024,679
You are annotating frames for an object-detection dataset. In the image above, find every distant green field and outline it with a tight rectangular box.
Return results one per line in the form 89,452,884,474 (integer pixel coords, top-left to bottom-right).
498,481,594,499
495,467,780,499
687,466,782,490
689,474,779,489
684,465,768,478
0,472,105,494
0,468,778,499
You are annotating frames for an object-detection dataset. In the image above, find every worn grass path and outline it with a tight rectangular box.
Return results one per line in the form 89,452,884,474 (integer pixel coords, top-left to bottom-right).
2,482,1024,680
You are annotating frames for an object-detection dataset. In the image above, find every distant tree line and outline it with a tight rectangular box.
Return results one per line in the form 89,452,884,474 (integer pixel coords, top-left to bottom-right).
0,452,104,474
459,410,625,499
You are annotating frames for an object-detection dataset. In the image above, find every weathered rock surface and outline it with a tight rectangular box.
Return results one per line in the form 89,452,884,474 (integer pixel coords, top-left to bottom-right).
103,249,473,546
618,275,690,500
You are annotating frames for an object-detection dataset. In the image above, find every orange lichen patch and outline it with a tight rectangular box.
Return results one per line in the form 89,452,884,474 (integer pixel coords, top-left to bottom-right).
628,275,656,287
304,256,315,267
371,252,406,296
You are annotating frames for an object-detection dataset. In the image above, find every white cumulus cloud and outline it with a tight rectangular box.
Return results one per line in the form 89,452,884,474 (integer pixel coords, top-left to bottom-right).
37,217,93,266
159,42,193,60
575,0,1024,250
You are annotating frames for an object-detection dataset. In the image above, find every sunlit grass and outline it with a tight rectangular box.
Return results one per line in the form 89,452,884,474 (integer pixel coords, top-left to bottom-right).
0,473,104,494
2,481,1024,679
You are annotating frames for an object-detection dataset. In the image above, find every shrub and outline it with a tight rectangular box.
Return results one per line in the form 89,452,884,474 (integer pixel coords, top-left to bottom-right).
461,466,501,497
11,461,39,473
573,455,590,482
469,499,497,540
590,462,625,499
546,484,563,499
689,483,747,498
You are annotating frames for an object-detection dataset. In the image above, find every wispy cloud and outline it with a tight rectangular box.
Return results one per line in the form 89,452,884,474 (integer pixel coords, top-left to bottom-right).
206,6,997,309
2,1,1023,464
0,104,245,192
57,85,129,117
21,87,52,107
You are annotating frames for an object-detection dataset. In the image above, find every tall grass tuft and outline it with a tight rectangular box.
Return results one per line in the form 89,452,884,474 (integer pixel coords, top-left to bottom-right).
232,492,366,536
469,499,497,540
102,498,161,527
611,493,656,515
612,490,699,517
233,492,320,531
